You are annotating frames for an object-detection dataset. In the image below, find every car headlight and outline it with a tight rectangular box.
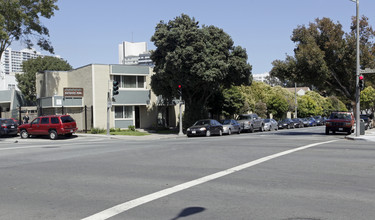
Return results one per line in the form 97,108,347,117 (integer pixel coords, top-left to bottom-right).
187,128,191,131
200,127,206,131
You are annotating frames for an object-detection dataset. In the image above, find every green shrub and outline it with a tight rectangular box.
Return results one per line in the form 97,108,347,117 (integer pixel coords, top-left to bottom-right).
91,127,105,134
128,125,136,131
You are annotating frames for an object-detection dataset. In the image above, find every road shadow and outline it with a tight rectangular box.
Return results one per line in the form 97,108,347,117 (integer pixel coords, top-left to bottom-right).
23,134,79,141
171,207,206,220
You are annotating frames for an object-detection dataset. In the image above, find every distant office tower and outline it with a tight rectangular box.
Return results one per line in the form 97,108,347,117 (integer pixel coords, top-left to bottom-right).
118,41,153,65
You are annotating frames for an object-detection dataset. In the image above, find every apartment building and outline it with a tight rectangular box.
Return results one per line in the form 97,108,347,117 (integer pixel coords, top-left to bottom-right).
36,64,179,131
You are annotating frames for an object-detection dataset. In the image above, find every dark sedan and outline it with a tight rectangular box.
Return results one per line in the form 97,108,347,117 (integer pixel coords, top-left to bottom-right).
0,118,18,137
186,119,223,137
292,118,304,128
278,118,295,129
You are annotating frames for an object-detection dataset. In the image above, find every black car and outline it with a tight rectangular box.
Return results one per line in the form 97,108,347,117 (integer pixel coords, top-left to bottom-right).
278,118,295,129
292,118,304,128
187,119,223,137
0,118,18,137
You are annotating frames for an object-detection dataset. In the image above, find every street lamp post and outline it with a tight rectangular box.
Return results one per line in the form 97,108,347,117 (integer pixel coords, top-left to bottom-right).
350,0,360,136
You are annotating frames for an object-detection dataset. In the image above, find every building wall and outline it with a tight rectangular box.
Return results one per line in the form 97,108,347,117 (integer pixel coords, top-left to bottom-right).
92,64,111,129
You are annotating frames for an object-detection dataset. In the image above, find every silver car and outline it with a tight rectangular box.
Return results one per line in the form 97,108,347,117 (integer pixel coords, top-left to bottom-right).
263,118,278,131
220,119,241,135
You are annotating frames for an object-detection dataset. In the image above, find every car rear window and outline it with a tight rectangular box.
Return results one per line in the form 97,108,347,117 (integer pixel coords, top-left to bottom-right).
61,116,75,123
1,119,14,125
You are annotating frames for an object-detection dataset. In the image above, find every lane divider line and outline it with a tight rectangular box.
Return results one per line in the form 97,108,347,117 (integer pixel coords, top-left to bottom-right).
82,140,337,220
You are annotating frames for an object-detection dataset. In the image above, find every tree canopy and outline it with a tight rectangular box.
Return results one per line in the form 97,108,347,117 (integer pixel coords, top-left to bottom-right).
150,14,252,126
270,16,375,108
16,56,72,102
0,0,59,59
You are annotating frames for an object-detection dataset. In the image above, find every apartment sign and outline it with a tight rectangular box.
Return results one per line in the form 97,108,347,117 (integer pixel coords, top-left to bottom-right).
64,88,84,97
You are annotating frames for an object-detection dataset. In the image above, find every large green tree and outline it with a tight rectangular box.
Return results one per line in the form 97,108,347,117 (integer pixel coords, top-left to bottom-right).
0,0,58,59
270,16,375,108
16,56,72,102
150,14,252,126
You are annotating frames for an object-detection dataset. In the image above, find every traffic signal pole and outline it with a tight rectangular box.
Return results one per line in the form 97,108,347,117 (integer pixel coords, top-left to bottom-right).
354,0,360,137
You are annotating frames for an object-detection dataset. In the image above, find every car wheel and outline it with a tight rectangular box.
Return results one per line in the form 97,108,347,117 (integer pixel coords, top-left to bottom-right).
325,128,329,135
219,130,223,136
49,130,58,140
249,125,254,133
20,130,29,139
269,125,272,131
260,124,264,132
238,129,241,134
228,129,231,135
206,130,211,137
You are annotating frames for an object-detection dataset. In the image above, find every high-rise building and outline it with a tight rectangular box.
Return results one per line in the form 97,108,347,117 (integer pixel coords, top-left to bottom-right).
118,41,153,66
1,48,43,75
0,48,59,90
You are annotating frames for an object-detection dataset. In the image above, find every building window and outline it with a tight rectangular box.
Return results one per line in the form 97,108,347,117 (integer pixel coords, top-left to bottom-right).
113,75,145,89
115,106,133,119
8,84,15,90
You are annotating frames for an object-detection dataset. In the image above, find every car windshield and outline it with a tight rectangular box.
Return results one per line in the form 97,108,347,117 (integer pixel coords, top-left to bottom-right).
61,116,75,123
194,120,210,126
264,119,270,123
282,119,290,123
220,120,231,125
329,113,351,120
237,115,250,120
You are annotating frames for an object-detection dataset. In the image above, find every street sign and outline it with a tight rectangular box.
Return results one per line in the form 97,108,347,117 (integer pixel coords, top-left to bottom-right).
359,68,375,74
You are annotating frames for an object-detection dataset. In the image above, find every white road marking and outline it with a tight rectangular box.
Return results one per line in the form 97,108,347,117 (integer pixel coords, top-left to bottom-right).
82,140,337,220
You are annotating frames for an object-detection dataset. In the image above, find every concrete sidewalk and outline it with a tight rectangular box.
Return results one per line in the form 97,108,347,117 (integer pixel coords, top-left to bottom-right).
346,128,375,142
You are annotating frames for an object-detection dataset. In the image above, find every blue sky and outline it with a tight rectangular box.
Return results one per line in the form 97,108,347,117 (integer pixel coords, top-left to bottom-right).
11,0,375,74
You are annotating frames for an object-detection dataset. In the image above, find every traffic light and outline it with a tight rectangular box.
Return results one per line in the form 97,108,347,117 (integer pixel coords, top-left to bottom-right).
177,84,182,97
359,75,364,90
113,80,119,96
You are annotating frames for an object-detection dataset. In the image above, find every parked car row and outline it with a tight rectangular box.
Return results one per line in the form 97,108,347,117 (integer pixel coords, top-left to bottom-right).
186,114,326,137
277,116,326,130
0,115,78,140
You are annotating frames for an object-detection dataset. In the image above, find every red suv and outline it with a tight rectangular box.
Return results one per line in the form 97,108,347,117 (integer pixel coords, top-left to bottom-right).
18,115,78,140
325,111,355,135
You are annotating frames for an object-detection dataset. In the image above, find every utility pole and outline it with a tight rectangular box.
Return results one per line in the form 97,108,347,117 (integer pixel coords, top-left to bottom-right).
353,0,360,136
107,80,111,136
294,83,297,118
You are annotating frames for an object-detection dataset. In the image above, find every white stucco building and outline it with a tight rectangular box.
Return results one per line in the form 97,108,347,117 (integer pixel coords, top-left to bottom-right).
118,41,152,65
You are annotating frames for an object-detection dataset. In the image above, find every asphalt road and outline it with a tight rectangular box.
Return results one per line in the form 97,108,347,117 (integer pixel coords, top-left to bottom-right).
0,126,374,220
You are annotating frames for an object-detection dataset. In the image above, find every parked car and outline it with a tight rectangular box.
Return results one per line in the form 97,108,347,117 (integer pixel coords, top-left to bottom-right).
292,118,304,128
360,114,373,130
314,115,324,126
263,118,278,131
236,113,264,133
325,111,355,135
0,118,18,137
186,119,223,137
307,117,318,126
10,118,20,125
18,115,78,140
220,119,241,135
278,118,295,129
302,118,310,127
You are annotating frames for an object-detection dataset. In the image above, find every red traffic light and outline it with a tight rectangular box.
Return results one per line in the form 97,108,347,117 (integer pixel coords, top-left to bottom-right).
359,75,364,80
178,85,181,88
